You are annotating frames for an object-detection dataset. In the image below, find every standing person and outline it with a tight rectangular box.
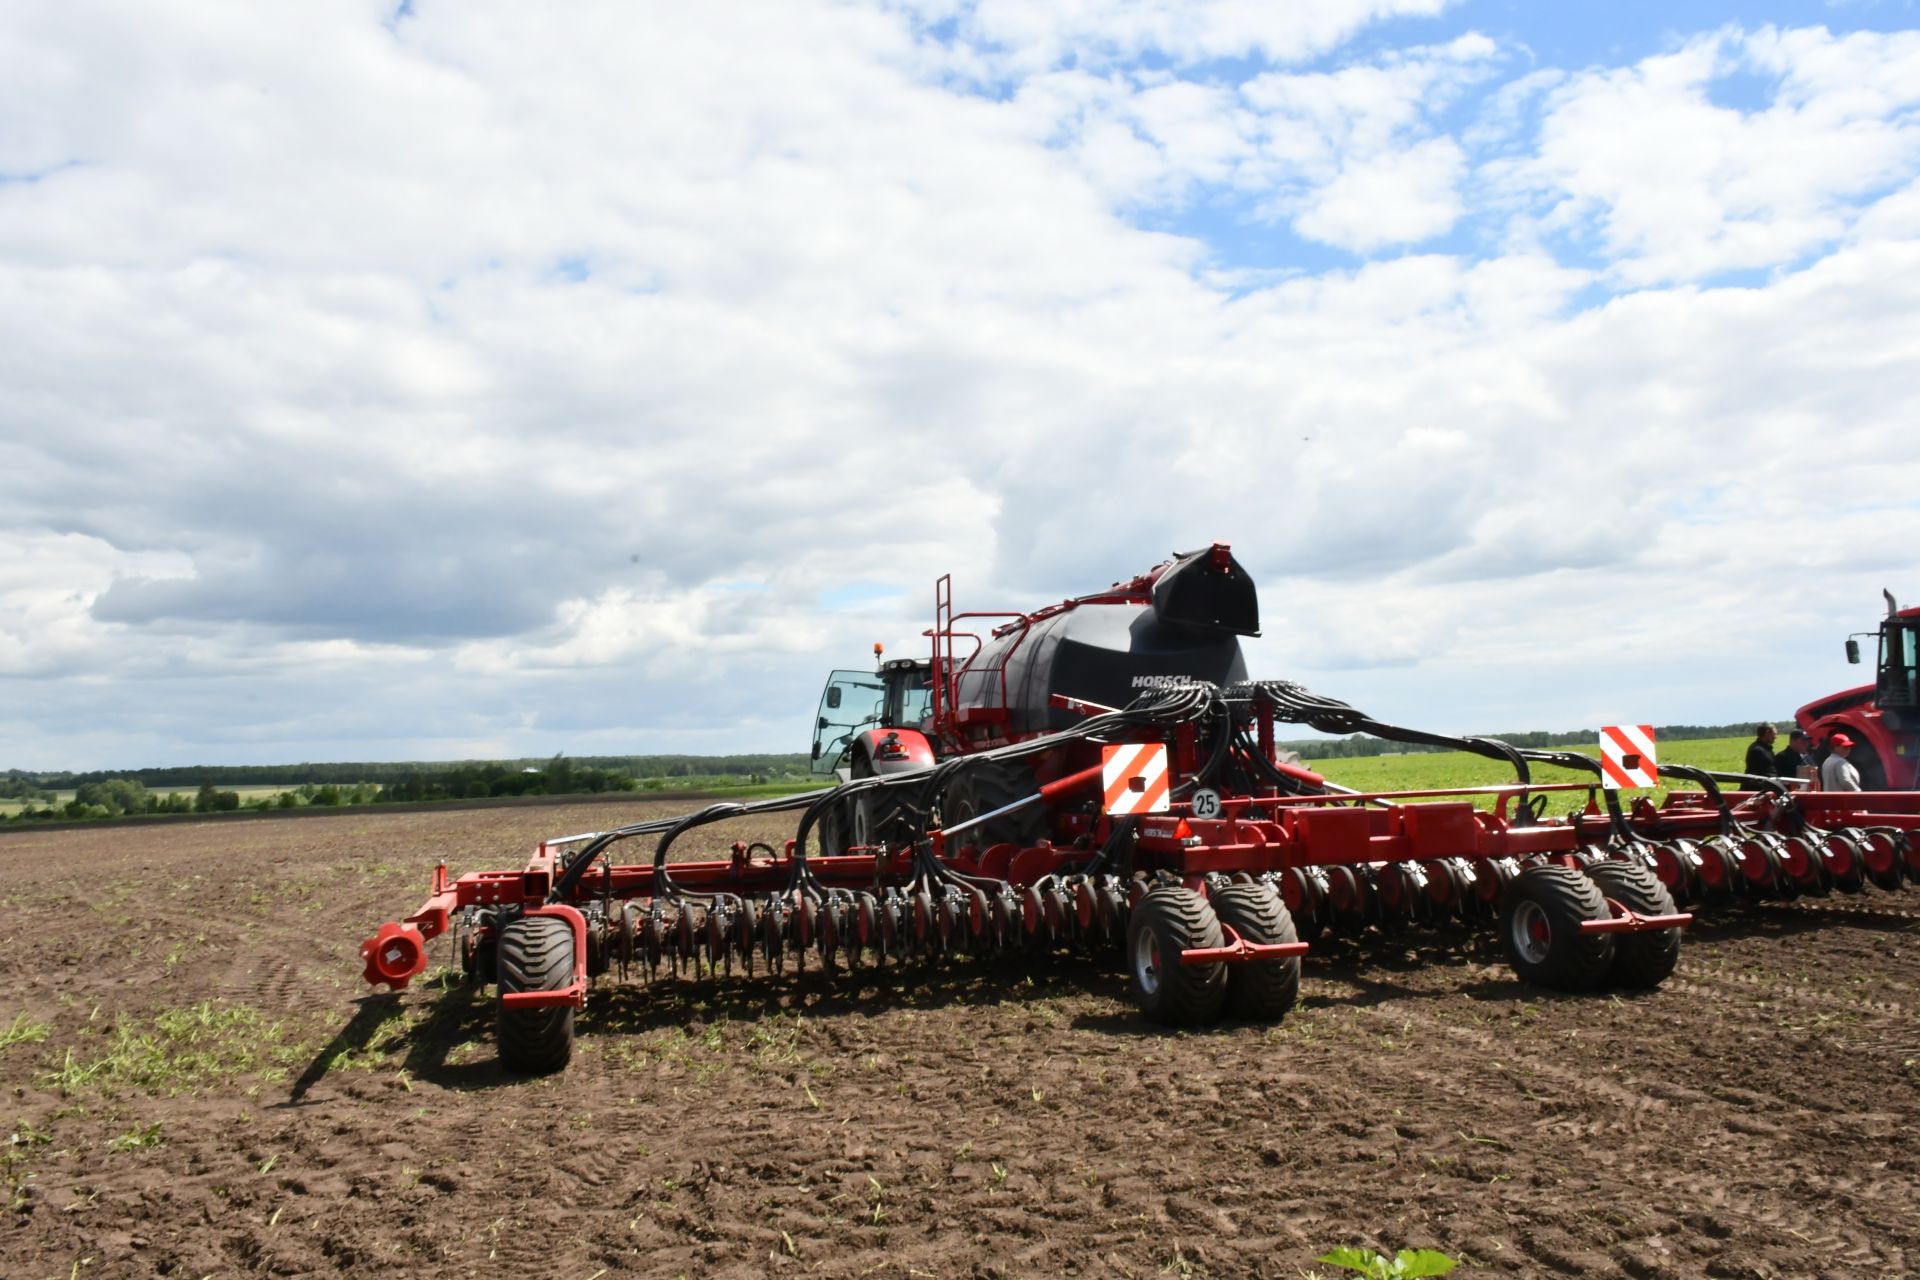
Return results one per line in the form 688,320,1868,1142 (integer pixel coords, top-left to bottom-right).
1821,733,1863,792
1744,723,1779,779
1774,729,1812,777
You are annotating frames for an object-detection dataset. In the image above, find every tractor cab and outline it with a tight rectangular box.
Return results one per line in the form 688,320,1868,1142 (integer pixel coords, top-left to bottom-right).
1808,594,1920,790
1869,613,1920,712
810,658,934,776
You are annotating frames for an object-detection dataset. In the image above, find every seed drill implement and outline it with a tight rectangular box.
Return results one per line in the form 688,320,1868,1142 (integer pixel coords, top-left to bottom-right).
361,547,1920,1071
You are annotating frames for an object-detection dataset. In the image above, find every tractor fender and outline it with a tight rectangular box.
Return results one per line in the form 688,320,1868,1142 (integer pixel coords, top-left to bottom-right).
1800,708,1911,790
853,726,937,776
1795,683,1875,729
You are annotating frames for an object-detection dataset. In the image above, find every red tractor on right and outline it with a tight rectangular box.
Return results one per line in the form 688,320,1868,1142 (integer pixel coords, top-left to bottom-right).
1797,590,1920,790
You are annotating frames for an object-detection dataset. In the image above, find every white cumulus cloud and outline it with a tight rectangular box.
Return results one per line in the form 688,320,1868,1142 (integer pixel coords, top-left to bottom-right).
2,4,1919,767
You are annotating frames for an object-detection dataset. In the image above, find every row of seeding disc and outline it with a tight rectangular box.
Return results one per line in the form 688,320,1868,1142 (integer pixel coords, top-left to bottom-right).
1270,824,1920,935
580,873,1145,982
1632,824,1920,906
555,824,1919,984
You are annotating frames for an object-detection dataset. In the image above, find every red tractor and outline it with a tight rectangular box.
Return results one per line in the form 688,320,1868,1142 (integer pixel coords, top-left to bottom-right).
1796,590,1920,790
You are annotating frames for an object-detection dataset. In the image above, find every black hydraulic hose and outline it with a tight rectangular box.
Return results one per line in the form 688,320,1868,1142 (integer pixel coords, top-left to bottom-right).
1520,748,1601,774
1232,680,1540,818
1513,748,1634,841
1185,687,1235,793
1081,814,1137,877
547,786,832,904
553,674,1604,905
1657,762,1741,836
651,802,746,896
1232,726,1320,796
904,683,1212,828
1521,751,1772,839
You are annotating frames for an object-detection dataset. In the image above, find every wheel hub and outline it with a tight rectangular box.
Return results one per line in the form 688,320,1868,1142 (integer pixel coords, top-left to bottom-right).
1131,928,1162,997
1511,899,1551,965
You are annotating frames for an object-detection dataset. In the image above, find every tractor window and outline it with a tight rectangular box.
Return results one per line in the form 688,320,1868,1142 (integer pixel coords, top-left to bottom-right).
898,685,932,730
812,671,885,775
1882,623,1920,709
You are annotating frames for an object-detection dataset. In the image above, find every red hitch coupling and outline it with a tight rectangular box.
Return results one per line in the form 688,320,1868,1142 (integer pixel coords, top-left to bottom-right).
361,921,430,990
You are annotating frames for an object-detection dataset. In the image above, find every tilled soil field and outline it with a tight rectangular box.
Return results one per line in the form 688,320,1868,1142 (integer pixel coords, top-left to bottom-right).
2,802,1917,1279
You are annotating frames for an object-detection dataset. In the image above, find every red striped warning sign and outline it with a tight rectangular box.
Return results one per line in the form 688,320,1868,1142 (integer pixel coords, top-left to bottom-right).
1102,744,1170,815
1600,724,1658,790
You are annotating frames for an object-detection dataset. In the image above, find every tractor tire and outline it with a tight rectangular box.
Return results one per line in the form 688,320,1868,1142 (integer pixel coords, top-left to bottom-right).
1585,860,1681,989
496,913,576,1075
1854,742,1889,792
1209,881,1300,1021
1126,885,1228,1026
942,760,1048,851
1499,865,1616,993
816,795,856,858
853,782,921,852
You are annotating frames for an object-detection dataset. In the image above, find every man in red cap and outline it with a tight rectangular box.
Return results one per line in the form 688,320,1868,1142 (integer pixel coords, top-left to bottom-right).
1821,733,1862,792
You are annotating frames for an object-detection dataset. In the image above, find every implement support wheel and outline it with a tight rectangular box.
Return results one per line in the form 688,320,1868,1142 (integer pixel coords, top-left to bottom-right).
1209,881,1300,1021
496,914,576,1075
1585,860,1682,989
1500,865,1615,993
1127,886,1228,1027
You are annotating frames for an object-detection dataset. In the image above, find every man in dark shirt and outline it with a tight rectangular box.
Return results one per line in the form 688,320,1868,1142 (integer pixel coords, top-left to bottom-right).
1774,728,1811,776
1745,724,1778,779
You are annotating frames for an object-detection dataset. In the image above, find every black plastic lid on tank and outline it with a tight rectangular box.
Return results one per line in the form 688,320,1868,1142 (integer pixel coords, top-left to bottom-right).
954,547,1259,735
1150,545,1260,637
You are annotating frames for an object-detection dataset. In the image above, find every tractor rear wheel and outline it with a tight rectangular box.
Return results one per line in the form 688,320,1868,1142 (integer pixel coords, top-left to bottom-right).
853,782,920,851
816,796,856,857
1584,860,1681,989
1127,885,1228,1026
1500,865,1615,993
496,913,576,1075
1853,741,1888,792
942,760,1047,851
1209,881,1300,1021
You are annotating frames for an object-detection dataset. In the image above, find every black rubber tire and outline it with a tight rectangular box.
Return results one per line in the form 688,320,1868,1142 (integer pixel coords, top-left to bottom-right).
815,795,855,858
1126,886,1228,1026
1584,860,1681,988
1209,881,1300,1021
496,914,576,1075
1499,865,1616,993
852,782,920,851
942,760,1048,850
1853,742,1888,792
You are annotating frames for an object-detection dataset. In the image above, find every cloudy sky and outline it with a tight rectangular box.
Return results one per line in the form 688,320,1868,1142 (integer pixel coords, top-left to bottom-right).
5,0,1919,770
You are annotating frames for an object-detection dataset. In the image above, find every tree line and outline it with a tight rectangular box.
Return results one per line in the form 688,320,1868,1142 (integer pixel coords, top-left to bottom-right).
4,725,1778,824
2,753,813,793
7,779,385,822
1280,720,1791,760
3,752,817,825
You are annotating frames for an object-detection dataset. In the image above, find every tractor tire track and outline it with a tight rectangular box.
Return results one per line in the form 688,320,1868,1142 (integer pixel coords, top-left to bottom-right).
1665,967,1914,1023
1355,999,1912,1273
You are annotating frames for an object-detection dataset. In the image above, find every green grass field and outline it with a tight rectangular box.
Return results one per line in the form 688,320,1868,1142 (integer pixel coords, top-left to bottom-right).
2,739,1752,821
1306,735,1750,814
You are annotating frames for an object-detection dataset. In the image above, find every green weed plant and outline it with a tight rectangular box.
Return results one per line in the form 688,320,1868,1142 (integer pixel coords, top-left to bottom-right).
1316,1246,1459,1279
